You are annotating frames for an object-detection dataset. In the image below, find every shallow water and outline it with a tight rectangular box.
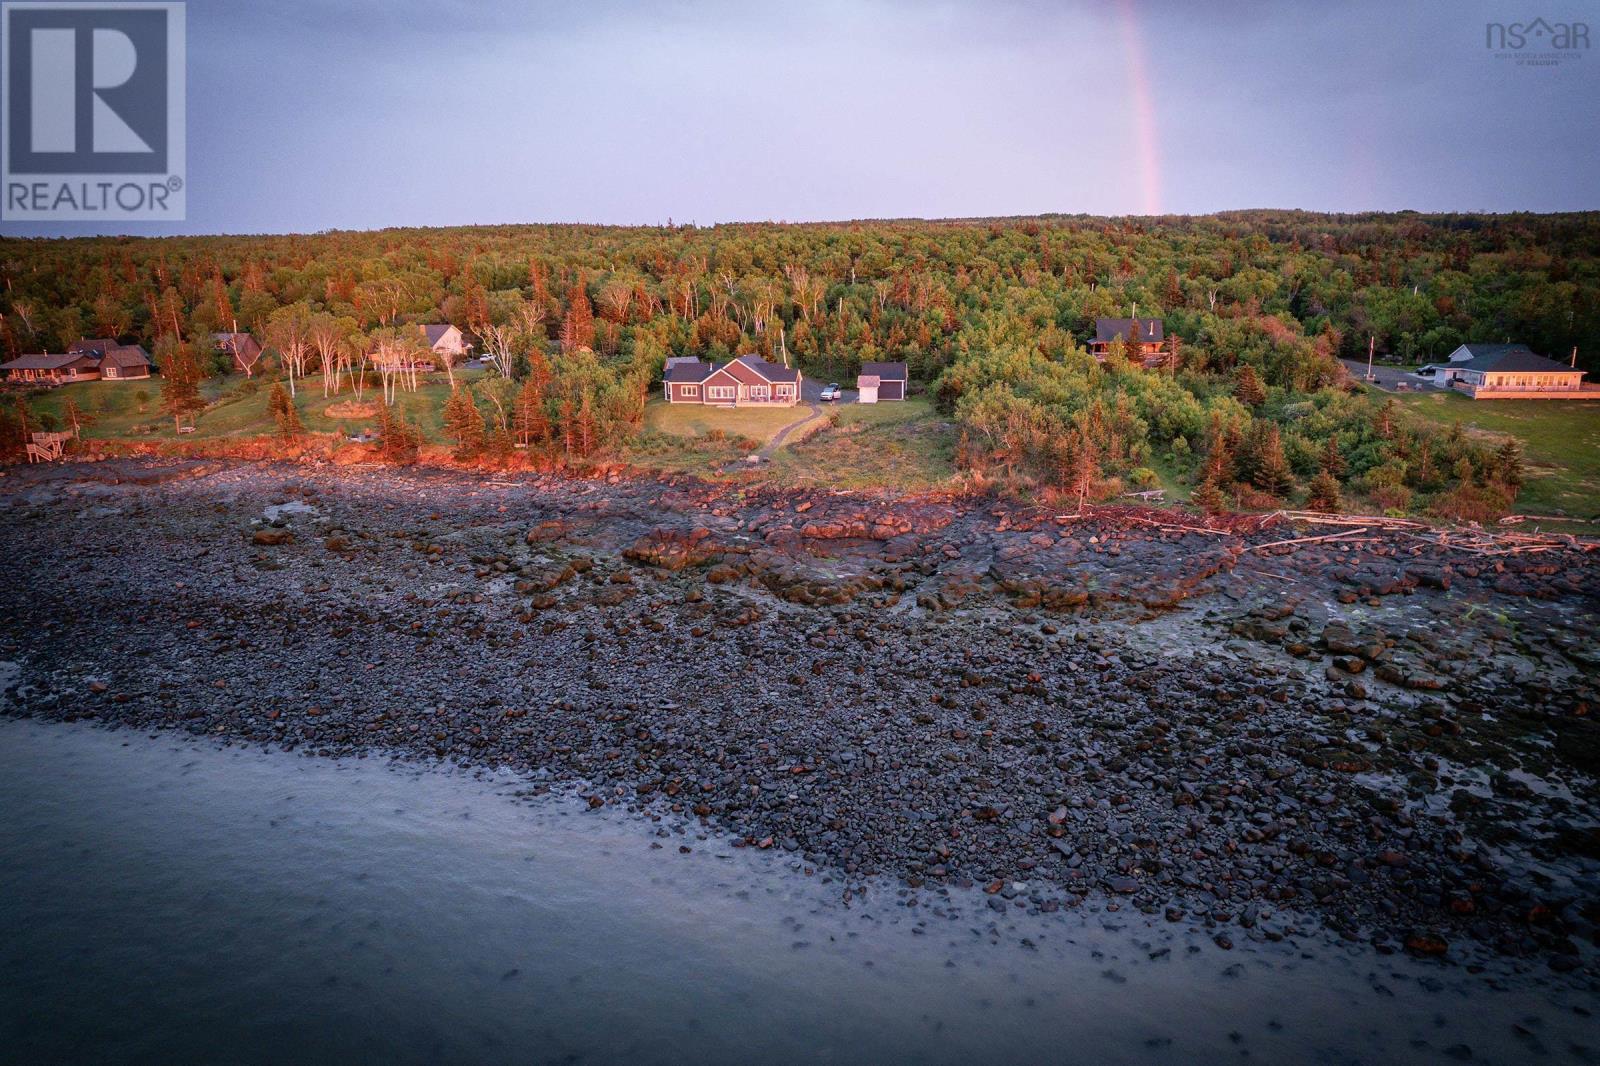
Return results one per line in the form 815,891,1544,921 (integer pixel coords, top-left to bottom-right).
0,718,1592,1065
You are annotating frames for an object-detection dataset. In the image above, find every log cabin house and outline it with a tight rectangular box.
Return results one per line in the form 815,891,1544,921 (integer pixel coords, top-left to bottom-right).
663,354,802,407
1090,317,1168,366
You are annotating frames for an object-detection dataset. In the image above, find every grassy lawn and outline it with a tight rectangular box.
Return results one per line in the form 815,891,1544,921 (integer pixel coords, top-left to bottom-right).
641,397,815,446
21,370,489,446
767,398,956,490
1391,389,1600,517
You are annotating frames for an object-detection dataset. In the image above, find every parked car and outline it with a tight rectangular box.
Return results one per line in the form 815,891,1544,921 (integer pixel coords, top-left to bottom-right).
820,383,841,402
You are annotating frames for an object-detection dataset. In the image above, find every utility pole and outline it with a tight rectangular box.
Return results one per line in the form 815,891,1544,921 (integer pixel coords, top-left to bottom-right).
1572,346,1579,368
1366,335,1375,381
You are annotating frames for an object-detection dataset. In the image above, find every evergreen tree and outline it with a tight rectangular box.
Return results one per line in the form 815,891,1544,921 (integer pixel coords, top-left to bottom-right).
267,383,302,440
1246,422,1294,497
560,275,595,352
513,372,550,447
1492,438,1525,491
1305,470,1341,512
1318,435,1346,478
1234,364,1266,407
443,386,485,459
158,339,204,432
1376,399,1397,440
1191,476,1228,513
376,403,420,465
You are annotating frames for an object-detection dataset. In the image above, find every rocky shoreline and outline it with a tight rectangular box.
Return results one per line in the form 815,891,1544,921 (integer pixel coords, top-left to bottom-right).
1,459,1596,976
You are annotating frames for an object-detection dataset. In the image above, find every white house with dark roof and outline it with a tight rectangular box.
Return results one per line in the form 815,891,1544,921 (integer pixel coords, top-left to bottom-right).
663,354,802,406
1425,344,1591,399
419,324,470,358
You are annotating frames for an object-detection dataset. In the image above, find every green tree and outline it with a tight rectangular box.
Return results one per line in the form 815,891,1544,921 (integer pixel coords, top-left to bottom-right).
267,382,303,440
1305,470,1341,512
1234,364,1266,407
376,403,420,465
158,339,204,432
443,386,485,459
1492,438,1525,492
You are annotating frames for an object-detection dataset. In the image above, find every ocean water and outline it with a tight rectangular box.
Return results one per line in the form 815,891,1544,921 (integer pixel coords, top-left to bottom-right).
0,717,1591,1065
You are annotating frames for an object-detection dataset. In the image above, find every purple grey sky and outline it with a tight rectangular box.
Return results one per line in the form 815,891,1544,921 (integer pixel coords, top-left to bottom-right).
6,0,1599,236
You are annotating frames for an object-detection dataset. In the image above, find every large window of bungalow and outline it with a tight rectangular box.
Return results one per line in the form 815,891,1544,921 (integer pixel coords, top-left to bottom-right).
750,385,770,402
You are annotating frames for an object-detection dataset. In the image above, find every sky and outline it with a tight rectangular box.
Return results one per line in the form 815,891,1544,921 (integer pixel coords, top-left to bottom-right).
3,0,1598,236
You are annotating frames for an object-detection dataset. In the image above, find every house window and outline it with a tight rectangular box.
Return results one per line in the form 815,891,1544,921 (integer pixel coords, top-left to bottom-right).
680,384,698,397
749,385,770,401
707,385,734,401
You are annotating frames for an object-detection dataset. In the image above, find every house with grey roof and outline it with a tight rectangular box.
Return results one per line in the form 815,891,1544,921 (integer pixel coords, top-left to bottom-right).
98,344,153,380
662,354,802,406
1090,317,1168,366
0,352,101,385
213,332,264,375
419,324,470,358
1,341,154,385
1427,344,1591,399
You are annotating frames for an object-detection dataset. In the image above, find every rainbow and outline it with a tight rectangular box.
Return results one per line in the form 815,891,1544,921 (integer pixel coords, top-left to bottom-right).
1116,0,1162,215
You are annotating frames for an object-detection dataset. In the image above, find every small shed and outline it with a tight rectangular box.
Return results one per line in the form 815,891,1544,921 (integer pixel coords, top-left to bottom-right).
860,361,908,401
856,374,880,404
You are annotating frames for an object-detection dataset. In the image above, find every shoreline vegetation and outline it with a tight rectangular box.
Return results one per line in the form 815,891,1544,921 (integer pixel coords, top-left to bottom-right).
2,210,1596,524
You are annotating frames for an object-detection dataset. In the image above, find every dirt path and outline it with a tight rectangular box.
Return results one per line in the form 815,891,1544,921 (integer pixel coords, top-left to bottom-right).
758,401,825,458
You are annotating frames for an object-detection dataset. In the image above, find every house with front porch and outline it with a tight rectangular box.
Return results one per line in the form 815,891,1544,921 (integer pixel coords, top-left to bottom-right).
663,354,802,406
0,352,102,385
1426,344,1591,399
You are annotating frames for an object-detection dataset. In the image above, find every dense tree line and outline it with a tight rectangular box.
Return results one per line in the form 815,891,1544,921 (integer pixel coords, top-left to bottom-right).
0,210,1588,506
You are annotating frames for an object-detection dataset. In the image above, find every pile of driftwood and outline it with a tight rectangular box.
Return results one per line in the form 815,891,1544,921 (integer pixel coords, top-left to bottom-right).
1251,509,1594,557
1053,502,1595,559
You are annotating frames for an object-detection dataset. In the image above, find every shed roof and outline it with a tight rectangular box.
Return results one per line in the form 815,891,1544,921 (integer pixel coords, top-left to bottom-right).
860,360,907,381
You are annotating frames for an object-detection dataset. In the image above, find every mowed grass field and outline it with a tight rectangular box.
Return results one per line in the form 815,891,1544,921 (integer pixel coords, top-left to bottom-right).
768,397,957,489
1392,389,1600,517
20,370,494,446
640,397,819,445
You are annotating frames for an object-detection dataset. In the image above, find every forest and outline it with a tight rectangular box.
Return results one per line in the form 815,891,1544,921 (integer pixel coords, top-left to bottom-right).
1,209,1596,517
